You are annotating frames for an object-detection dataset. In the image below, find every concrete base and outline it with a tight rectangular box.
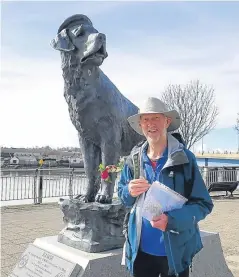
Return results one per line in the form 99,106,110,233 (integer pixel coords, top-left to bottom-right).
34,236,130,277
191,230,234,277
33,231,233,277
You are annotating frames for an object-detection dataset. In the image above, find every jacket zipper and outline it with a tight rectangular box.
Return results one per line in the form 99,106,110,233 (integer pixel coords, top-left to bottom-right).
167,232,179,277
162,168,179,276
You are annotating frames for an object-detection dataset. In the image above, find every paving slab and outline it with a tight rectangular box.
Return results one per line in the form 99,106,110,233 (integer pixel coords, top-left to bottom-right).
1,199,239,277
1,203,64,275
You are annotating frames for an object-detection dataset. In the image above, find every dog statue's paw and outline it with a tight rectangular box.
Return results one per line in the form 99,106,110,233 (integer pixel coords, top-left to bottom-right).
74,194,94,203
95,194,112,204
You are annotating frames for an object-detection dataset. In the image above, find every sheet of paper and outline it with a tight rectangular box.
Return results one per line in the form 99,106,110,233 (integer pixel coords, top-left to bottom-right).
142,181,187,221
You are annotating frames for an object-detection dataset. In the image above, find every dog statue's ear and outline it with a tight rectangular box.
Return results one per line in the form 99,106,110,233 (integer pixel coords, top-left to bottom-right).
50,29,75,52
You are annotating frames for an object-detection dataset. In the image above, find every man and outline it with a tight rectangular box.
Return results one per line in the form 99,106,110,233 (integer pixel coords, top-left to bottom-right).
118,97,213,277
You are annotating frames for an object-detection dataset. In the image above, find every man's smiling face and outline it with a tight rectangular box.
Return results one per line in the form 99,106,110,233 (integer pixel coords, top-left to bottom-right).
139,113,172,142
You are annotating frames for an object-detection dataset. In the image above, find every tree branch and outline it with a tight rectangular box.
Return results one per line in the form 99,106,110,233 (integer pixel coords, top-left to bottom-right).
161,80,218,149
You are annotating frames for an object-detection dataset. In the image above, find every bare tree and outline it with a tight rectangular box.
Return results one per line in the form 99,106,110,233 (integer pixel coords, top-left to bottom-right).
161,80,218,149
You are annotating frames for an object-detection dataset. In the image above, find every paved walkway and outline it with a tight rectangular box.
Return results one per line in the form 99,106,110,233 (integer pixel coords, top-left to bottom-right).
1,203,64,277
1,199,239,277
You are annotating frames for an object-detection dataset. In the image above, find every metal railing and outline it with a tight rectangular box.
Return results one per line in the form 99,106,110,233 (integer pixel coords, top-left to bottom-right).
1,168,87,203
1,167,239,204
200,168,239,188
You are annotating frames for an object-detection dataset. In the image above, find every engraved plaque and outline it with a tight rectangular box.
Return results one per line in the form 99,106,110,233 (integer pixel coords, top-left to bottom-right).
9,244,81,277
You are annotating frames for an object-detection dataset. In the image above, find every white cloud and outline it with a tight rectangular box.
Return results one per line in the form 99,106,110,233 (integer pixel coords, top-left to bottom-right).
1,44,238,148
1,11,239,147
0,50,79,148
101,44,239,129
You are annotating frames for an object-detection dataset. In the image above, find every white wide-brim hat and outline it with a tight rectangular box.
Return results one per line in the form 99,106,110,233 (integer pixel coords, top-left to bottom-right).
128,97,181,135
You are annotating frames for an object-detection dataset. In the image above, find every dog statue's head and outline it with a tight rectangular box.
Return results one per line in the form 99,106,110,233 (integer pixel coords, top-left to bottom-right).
51,14,108,66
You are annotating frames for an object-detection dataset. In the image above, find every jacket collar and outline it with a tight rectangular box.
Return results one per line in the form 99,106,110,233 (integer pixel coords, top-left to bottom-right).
139,134,189,169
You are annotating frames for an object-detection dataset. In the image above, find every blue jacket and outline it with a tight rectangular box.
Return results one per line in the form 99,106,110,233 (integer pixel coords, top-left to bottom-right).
118,134,213,276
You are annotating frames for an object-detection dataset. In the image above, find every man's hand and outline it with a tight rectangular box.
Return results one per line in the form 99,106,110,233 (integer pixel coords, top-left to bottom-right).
150,214,168,231
128,178,150,197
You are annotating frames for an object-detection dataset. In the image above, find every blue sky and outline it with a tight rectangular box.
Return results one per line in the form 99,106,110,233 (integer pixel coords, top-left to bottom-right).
1,1,239,151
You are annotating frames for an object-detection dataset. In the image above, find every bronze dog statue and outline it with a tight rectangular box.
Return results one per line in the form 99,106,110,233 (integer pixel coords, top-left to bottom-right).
51,14,143,203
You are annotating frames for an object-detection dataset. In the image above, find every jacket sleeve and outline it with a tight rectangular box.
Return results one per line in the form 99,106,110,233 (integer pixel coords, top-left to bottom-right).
117,163,136,208
166,152,214,233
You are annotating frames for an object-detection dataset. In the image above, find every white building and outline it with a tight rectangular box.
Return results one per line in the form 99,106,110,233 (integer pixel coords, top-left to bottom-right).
69,156,84,168
10,156,38,166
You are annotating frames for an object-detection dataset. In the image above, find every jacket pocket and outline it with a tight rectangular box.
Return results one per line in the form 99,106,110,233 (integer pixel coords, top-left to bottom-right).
172,227,195,247
181,229,202,269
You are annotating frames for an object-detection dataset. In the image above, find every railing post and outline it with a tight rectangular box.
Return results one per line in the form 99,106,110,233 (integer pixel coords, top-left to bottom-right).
68,168,74,199
202,167,209,187
33,169,38,204
218,168,223,182
37,168,43,204
205,158,208,167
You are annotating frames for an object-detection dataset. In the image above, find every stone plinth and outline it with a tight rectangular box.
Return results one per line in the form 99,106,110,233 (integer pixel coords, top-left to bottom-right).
58,199,126,253
34,236,130,277
191,231,233,277
32,231,233,277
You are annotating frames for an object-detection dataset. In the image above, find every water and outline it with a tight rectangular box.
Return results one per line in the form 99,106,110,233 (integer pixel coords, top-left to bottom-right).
197,158,239,167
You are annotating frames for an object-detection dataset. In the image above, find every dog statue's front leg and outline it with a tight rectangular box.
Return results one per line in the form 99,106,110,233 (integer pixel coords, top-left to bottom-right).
95,143,120,204
75,135,101,202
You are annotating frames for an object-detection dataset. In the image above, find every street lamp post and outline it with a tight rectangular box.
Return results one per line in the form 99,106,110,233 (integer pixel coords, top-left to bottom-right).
201,137,204,155
235,113,239,153
237,131,239,153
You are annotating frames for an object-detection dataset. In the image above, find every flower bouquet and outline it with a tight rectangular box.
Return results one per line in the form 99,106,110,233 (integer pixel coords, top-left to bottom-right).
98,160,124,182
